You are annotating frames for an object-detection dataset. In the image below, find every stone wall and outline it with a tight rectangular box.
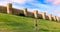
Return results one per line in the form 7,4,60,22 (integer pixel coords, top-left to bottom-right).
48,14,52,21
0,3,60,22
41,12,46,20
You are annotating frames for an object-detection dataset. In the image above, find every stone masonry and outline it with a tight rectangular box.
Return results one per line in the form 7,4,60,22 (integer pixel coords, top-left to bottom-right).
0,3,60,22
23,8,28,16
7,3,12,14
34,10,38,18
48,14,52,21
42,12,46,20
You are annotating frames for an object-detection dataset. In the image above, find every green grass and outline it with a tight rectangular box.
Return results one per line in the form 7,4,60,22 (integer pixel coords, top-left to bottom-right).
0,13,60,32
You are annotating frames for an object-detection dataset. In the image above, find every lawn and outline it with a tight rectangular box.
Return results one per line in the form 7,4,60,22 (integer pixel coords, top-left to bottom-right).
0,13,60,32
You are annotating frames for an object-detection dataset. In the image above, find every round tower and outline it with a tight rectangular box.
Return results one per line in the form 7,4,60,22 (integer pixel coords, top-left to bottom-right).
34,10,38,18
23,8,28,16
48,14,52,21
42,12,46,20
7,3,12,14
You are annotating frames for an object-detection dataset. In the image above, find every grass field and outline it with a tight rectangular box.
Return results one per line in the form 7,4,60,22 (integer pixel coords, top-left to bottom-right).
0,13,60,32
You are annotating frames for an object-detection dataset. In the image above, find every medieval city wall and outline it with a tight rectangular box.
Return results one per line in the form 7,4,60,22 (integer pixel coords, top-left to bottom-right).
0,3,60,22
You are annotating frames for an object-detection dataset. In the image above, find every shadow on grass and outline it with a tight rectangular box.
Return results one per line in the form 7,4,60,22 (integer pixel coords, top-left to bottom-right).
38,28,50,32
0,21,26,27
6,21,26,26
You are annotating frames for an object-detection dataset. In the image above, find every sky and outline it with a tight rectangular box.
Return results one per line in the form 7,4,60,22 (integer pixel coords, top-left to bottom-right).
0,0,60,17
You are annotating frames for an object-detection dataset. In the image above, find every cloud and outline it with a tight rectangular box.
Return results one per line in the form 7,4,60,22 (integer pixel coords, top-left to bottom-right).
11,0,35,4
0,0,11,6
54,10,60,14
0,0,33,5
51,10,60,17
0,0,60,17
46,0,60,5
0,0,54,12
0,0,35,7
11,0,26,4
53,0,60,5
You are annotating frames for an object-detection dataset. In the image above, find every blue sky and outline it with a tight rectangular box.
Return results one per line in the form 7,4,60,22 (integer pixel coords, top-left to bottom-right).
0,0,60,17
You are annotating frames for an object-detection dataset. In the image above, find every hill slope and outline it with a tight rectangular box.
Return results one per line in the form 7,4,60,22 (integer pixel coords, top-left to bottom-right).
0,13,60,32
